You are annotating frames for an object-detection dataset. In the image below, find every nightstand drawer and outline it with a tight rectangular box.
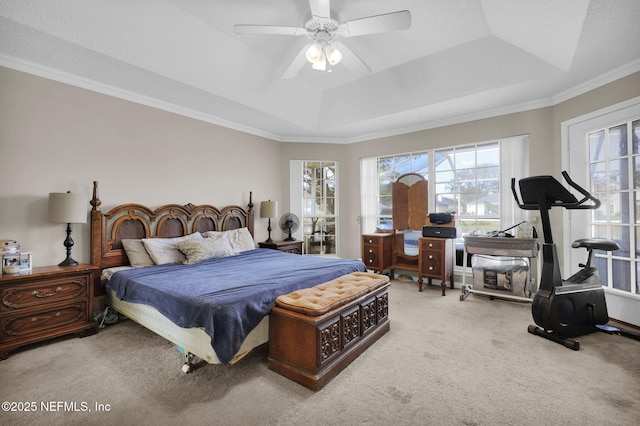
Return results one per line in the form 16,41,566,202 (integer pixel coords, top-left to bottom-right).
0,303,87,341
0,275,88,312
421,239,444,251
420,250,443,277
363,248,379,266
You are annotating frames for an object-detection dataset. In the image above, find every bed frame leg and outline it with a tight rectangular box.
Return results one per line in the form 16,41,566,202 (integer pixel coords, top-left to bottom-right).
181,351,195,373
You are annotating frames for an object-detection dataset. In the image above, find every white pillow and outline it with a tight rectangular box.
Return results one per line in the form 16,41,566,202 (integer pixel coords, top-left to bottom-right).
142,232,203,265
122,239,155,267
203,228,255,253
177,237,235,264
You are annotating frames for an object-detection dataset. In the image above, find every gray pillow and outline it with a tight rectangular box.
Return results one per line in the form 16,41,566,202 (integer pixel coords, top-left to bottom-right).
177,237,235,264
122,239,155,267
142,232,203,265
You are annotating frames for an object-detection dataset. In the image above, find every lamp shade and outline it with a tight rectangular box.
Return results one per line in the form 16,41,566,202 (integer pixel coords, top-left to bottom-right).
260,200,278,219
48,192,87,224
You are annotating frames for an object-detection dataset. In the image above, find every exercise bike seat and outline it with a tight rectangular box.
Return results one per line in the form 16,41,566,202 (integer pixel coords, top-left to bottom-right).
571,238,619,252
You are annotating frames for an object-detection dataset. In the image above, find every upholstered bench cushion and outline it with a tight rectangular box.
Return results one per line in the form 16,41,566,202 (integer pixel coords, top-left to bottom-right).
275,272,390,316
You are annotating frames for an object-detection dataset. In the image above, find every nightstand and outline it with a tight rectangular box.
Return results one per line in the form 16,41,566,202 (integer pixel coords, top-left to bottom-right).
0,264,99,359
418,237,454,295
258,240,303,255
362,233,393,274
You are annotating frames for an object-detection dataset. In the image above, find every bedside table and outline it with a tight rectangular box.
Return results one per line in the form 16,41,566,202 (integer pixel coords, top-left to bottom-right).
0,264,99,359
362,233,393,274
258,240,303,255
418,237,454,295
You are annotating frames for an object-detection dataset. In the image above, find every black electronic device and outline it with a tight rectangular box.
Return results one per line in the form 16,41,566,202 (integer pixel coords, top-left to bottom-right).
422,226,456,239
512,171,620,350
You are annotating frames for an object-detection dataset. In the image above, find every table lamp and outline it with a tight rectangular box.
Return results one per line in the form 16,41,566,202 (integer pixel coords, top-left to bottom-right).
260,200,278,243
49,191,87,266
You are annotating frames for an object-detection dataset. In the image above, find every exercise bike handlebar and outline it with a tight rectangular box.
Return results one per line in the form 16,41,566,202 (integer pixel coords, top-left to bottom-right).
511,171,601,211
560,171,601,210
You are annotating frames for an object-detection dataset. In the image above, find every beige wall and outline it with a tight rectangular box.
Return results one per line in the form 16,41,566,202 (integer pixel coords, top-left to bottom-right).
280,72,640,260
1,66,639,267
0,67,281,267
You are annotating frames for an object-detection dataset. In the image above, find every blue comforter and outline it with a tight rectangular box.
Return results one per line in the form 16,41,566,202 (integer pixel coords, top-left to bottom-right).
107,248,367,364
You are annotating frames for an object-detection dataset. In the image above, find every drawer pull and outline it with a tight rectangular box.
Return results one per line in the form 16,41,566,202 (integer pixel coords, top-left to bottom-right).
428,243,433,248
368,259,373,263
429,267,434,271
429,255,433,259
32,287,62,298
31,317,38,322
367,239,373,243
369,249,373,253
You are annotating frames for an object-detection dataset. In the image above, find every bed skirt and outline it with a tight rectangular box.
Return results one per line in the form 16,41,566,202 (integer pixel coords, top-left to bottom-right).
106,289,269,365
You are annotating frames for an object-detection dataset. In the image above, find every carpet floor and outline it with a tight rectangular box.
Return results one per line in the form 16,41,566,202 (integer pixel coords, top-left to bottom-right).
1,280,639,426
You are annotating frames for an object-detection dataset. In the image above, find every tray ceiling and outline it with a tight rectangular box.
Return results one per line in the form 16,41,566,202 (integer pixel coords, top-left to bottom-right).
1,0,639,143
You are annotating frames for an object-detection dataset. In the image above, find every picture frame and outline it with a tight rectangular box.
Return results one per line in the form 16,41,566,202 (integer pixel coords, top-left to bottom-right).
19,252,32,271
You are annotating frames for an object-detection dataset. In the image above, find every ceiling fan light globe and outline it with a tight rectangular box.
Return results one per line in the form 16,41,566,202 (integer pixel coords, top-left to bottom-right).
312,58,326,71
325,45,342,65
306,43,323,63
311,50,327,71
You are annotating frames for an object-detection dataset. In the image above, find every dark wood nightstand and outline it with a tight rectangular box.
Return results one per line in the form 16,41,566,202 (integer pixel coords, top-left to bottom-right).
0,264,99,359
418,237,454,295
362,233,393,274
258,240,303,255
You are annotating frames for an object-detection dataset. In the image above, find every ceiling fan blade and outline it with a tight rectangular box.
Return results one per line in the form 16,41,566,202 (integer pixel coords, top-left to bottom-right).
338,10,411,37
282,45,311,79
333,41,370,76
309,0,331,19
234,24,306,36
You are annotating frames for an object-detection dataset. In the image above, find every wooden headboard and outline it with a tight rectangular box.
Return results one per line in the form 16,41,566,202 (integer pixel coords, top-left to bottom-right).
90,181,254,271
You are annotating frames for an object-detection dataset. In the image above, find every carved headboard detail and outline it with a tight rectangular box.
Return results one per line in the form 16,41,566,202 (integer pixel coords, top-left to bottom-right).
90,181,254,270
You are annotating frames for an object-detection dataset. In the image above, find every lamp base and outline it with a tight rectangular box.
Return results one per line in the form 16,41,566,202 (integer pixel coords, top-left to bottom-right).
59,222,78,267
58,257,79,267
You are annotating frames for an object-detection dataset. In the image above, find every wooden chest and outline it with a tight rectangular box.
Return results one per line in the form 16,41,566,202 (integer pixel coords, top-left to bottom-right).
268,282,390,391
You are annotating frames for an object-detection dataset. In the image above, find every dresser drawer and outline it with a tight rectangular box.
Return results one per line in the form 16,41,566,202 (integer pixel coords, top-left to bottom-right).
363,247,380,267
421,238,444,251
363,236,380,245
420,250,443,277
0,303,87,341
1,275,88,312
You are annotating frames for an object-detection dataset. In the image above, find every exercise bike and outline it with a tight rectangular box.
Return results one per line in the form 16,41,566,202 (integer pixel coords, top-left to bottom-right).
511,171,619,350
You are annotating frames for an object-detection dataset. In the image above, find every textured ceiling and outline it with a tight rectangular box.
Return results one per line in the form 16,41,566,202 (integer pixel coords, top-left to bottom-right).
1,0,639,143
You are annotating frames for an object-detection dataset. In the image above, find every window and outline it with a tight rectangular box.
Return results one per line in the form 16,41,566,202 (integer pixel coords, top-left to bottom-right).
297,161,338,255
564,96,640,326
377,152,429,229
360,136,528,238
587,121,639,292
434,143,500,235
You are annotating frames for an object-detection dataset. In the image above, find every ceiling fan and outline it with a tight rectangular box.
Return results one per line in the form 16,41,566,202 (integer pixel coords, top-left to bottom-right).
234,0,411,78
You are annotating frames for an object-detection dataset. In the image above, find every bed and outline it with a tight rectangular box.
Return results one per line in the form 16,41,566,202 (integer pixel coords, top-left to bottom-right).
89,182,367,369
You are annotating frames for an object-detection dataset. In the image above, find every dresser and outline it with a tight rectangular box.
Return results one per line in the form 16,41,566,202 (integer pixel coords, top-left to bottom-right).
0,264,99,359
258,240,303,255
418,237,454,295
361,233,393,274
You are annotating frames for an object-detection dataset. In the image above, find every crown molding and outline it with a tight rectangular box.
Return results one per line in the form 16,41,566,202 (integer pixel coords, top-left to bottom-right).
3,54,639,145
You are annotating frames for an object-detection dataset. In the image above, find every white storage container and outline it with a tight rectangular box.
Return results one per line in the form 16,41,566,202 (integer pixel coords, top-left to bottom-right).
471,255,532,298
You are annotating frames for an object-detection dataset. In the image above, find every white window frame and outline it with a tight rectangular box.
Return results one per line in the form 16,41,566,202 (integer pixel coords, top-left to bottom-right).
562,96,640,326
360,136,529,236
290,160,339,256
